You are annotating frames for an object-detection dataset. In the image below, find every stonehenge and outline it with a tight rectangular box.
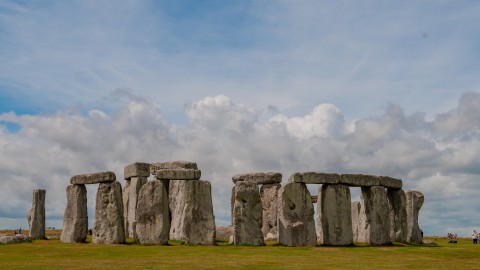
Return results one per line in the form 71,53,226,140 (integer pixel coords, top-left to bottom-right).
56,162,424,247
27,189,46,239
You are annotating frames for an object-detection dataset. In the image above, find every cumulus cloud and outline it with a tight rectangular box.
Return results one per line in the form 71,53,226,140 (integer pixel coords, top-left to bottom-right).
1,92,479,236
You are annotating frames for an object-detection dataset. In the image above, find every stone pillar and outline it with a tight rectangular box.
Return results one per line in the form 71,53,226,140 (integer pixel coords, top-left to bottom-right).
61,184,88,243
260,183,281,240
169,180,216,245
277,182,316,246
387,188,407,242
233,182,264,245
123,162,150,239
351,201,361,242
406,190,424,243
135,180,170,245
231,186,236,226
27,189,46,239
358,186,391,245
93,181,125,244
317,184,353,246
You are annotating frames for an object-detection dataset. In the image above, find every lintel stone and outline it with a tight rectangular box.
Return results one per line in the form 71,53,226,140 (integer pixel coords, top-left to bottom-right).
71,171,116,185
124,162,150,180
232,172,282,185
150,161,198,174
155,169,201,180
288,172,340,184
289,172,402,189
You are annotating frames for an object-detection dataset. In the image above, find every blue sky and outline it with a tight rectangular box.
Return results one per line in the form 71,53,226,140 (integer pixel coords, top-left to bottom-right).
0,0,480,236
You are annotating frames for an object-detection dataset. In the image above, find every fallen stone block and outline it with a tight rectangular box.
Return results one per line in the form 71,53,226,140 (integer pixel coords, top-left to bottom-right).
71,171,116,185
232,172,282,185
124,162,150,180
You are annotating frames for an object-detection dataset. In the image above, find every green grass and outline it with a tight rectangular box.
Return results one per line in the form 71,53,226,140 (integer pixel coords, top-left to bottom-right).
0,237,479,269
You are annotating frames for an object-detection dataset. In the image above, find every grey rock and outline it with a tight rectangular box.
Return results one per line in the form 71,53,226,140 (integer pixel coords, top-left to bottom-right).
124,162,150,180
122,180,130,238
288,172,340,184
232,172,282,185
311,195,318,203
61,184,88,243
380,176,403,189
71,171,116,185
317,184,353,246
215,226,233,240
357,186,391,245
0,235,32,244
92,181,125,244
135,180,170,245
125,177,147,239
150,160,198,174
260,183,281,238
406,190,424,243
231,186,236,226
27,189,46,239
351,201,361,242
233,182,264,245
340,174,381,187
155,169,201,180
387,189,407,242
169,180,216,245
277,182,316,247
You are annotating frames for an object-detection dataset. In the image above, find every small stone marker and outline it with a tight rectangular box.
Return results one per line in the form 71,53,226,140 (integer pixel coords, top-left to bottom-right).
27,189,46,239
71,171,116,185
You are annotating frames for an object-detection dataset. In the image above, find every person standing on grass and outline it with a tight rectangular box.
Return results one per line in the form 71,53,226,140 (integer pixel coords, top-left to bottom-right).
472,230,477,244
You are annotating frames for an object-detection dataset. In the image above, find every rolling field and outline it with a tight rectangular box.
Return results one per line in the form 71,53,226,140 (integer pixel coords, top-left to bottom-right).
0,236,478,269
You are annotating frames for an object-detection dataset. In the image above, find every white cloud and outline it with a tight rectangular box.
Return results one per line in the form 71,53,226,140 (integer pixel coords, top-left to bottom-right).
1,92,479,236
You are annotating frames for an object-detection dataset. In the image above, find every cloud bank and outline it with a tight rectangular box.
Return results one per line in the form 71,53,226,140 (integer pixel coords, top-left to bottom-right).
1,92,479,235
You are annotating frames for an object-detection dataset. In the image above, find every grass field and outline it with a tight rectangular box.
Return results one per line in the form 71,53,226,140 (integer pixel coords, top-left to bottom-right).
0,236,478,269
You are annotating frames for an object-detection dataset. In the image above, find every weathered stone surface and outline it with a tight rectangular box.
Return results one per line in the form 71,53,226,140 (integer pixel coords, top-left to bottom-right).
260,183,281,239
340,174,402,189
125,177,148,239
311,195,318,203
231,186,236,226
122,180,130,238
232,172,282,185
233,182,264,245
317,184,353,246
124,162,150,180
169,180,216,245
0,234,32,244
387,189,407,242
277,182,316,247
71,171,116,185
288,172,340,184
93,181,125,244
155,169,201,180
406,190,424,243
215,226,233,240
351,201,361,242
61,184,88,243
27,189,46,239
357,186,391,245
135,180,170,245
150,161,198,174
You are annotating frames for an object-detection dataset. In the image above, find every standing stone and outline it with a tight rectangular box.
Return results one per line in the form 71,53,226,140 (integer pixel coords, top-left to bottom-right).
317,184,353,246
135,180,170,245
233,182,264,245
358,186,391,245
231,186,236,226
61,184,88,243
277,182,316,246
27,189,46,239
169,180,216,245
93,181,125,244
406,190,424,243
122,180,130,238
260,183,281,240
387,189,407,242
351,201,361,242
125,177,147,239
